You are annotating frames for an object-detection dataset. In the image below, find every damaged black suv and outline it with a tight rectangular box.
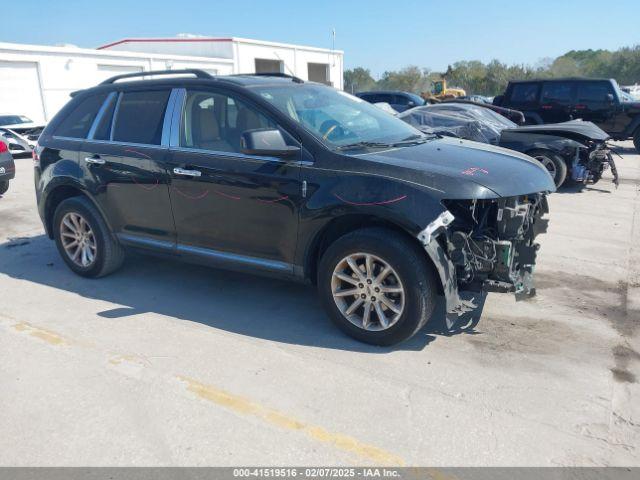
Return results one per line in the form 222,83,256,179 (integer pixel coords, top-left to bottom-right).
34,70,555,345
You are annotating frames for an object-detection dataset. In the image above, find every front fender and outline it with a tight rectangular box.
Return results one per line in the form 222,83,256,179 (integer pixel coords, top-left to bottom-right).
500,133,584,157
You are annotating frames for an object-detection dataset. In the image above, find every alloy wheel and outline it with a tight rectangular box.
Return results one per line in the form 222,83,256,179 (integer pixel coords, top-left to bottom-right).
60,212,97,268
331,253,405,331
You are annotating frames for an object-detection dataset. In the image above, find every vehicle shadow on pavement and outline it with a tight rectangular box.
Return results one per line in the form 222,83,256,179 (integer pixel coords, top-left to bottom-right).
555,183,615,195
0,234,455,352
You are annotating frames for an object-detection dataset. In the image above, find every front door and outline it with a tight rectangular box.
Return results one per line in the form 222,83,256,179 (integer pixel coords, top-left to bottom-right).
573,81,618,134
79,89,175,247
167,89,302,271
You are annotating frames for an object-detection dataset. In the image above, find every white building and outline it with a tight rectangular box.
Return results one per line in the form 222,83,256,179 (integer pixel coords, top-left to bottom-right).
0,37,344,124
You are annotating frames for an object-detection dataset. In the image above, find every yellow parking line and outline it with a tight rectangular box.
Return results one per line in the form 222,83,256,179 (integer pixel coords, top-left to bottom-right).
12,322,68,346
177,375,406,466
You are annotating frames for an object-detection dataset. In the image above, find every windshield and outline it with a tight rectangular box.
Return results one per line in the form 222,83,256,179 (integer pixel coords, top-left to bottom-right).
250,84,424,148
0,115,32,125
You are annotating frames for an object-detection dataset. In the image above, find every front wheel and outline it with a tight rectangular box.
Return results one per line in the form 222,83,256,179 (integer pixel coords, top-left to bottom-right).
529,150,567,187
318,228,438,346
0,181,8,195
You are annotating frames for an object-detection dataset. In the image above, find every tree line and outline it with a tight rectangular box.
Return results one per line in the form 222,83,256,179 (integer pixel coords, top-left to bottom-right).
344,45,640,96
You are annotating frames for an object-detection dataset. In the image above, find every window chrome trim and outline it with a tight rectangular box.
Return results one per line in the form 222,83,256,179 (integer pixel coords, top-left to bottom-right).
169,88,186,148
161,89,181,147
87,92,117,140
81,138,169,150
109,92,123,141
169,145,288,164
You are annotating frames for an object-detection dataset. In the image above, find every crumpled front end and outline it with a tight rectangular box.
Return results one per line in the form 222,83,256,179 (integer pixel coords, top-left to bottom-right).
418,194,550,329
570,141,618,187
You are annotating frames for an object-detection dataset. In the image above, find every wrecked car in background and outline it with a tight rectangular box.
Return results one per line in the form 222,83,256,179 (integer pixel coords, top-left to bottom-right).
441,98,526,125
0,114,45,148
0,128,33,158
399,103,618,188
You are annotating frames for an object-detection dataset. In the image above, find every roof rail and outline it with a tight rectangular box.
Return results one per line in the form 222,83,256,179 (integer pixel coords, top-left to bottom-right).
100,69,213,85
237,72,304,84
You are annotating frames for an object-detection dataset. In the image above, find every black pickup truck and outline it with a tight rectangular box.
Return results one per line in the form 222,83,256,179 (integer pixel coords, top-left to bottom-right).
494,78,640,152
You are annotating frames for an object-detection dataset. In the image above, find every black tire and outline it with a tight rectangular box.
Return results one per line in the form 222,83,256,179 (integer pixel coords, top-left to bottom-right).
53,196,124,278
0,181,8,195
317,227,438,346
528,149,568,187
633,129,640,154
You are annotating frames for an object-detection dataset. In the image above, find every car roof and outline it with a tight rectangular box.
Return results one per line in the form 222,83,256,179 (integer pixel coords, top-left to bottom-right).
508,77,612,84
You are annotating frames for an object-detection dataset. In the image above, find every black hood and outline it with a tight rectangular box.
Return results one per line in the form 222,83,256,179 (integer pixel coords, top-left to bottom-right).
338,137,556,199
505,120,609,141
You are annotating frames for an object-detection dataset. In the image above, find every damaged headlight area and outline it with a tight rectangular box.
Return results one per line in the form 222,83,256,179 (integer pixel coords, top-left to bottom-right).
418,194,550,328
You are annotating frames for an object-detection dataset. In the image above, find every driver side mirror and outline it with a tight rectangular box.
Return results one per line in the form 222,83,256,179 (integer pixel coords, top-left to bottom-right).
240,129,300,158
406,101,416,108
606,93,615,103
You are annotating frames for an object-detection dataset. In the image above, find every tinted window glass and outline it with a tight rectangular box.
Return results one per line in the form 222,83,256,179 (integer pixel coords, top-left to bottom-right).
576,82,614,103
54,93,108,138
510,83,540,104
93,94,117,141
541,82,573,103
112,90,170,145
181,90,275,153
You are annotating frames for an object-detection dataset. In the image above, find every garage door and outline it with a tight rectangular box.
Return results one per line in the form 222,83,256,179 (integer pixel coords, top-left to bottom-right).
0,61,45,123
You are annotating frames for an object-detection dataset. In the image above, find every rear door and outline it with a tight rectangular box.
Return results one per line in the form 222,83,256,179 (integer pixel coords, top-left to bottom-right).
78,88,176,249
167,87,302,271
539,81,575,124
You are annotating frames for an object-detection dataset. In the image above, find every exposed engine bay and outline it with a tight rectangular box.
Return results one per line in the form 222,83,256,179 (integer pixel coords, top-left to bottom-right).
443,194,549,294
419,194,550,328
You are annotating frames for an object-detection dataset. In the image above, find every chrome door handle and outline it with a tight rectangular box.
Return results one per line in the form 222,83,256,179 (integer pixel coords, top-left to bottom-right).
173,167,202,177
84,156,105,165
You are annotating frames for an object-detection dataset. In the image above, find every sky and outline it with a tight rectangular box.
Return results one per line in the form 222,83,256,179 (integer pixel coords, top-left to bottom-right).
3,0,638,77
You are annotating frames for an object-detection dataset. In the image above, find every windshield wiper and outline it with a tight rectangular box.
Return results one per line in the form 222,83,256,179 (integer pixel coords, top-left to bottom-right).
336,141,393,151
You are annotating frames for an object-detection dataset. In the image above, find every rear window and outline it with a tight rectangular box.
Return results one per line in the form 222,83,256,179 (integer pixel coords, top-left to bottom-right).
541,82,574,104
54,93,108,139
112,90,170,145
576,81,614,103
509,83,540,104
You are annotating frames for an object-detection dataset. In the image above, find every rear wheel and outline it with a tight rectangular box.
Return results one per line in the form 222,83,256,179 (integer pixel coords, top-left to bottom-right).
529,150,567,187
633,129,640,154
318,227,438,346
53,196,124,278
0,181,8,195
